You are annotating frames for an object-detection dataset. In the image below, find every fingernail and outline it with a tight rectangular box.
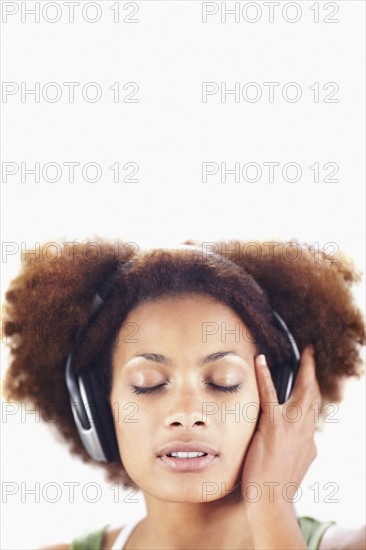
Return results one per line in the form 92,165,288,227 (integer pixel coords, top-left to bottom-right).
308,344,315,354
256,354,267,367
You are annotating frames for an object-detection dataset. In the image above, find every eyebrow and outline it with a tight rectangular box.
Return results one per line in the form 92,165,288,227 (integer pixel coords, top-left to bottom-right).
124,351,247,367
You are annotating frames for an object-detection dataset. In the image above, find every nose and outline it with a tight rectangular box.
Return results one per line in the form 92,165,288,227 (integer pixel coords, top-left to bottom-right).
163,388,209,429
165,413,206,429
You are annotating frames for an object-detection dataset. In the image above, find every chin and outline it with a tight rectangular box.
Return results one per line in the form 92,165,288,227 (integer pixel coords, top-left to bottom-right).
152,485,223,504
147,474,238,504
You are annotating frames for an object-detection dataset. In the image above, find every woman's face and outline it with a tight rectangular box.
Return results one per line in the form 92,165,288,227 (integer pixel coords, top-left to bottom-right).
110,293,260,503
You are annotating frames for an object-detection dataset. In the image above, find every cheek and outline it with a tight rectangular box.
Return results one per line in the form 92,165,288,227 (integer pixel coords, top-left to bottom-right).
225,403,258,447
111,391,155,456
237,412,258,457
114,418,151,481
221,389,260,453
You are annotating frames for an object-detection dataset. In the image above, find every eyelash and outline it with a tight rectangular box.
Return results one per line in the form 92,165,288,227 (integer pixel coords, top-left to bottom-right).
131,384,241,395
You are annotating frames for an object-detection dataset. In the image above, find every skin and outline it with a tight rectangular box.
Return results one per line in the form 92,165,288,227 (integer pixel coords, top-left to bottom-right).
108,292,320,549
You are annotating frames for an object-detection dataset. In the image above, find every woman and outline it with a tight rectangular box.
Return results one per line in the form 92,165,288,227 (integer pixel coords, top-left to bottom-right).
2,238,365,550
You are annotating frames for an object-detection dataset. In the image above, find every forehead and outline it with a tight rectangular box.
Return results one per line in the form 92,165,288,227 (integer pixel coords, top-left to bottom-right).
124,292,242,325
112,293,258,363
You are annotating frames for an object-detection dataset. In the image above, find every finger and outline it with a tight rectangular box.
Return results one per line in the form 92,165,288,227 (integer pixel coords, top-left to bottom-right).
255,354,279,414
290,345,321,406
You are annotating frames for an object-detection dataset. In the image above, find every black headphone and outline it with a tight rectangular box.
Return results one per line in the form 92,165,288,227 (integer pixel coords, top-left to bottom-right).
65,245,300,463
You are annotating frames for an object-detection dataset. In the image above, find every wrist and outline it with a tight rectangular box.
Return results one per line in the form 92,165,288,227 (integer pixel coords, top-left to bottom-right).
241,480,300,510
244,500,307,550
245,498,297,521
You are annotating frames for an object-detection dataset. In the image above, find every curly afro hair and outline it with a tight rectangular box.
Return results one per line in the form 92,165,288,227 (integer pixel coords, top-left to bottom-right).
1,237,365,486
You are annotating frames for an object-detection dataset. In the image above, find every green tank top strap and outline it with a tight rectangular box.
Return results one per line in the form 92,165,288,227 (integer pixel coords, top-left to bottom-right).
297,515,336,550
71,524,108,550
70,517,336,550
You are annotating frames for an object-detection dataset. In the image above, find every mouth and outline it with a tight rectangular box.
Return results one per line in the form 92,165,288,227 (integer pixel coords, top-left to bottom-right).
158,452,218,472
156,442,219,472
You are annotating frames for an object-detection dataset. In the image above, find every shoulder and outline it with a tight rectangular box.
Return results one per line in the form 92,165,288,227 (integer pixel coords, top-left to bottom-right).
318,523,366,550
39,546,70,550
38,526,124,550
103,526,124,549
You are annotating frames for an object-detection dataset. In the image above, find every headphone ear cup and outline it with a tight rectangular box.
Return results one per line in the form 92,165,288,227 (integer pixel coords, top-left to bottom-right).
270,361,294,404
79,367,121,463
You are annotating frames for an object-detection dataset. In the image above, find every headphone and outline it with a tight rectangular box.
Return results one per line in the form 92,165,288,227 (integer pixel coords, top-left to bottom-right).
65,245,300,463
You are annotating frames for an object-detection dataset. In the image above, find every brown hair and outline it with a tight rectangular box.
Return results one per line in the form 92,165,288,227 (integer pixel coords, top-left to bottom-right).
2,237,365,485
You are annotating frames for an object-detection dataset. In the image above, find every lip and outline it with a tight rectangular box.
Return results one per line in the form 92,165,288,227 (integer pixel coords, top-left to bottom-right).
157,441,220,458
158,453,218,472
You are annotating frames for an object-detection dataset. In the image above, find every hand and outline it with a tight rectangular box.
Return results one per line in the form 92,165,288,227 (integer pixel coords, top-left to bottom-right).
241,345,322,508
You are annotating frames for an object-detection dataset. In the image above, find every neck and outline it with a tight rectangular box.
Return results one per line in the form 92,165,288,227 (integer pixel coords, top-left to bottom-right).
136,486,254,550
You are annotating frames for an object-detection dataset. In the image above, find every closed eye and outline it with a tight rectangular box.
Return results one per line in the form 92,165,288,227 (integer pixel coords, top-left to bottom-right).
130,383,241,395
210,384,241,393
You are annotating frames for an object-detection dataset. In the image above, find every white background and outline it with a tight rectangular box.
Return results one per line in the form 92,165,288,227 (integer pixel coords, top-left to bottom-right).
1,1,365,548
